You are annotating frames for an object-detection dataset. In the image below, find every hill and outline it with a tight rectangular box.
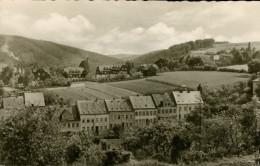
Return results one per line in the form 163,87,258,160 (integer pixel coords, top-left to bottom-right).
131,40,260,65
0,35,120,73
132,39,215,64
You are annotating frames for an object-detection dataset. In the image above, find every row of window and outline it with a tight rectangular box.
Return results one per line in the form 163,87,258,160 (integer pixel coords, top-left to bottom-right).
111,114,133,120
82,117,108,123
67,123,79,128
158,108,176,114
82,126,108,131
110,123,133,128
179,106,194,111
135,110,157,116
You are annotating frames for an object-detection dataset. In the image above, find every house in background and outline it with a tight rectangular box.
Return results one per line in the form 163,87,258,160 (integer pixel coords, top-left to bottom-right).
140,64,158,77
63,67,87,81
105,99,134,129
172,91,203,120
95,64,128,78
129,95,157,125
152,93,177,121
77,100,109,135
32,68,51,81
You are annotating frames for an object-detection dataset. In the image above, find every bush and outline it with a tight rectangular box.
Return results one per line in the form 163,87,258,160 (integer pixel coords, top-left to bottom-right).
218,68,247,73
103,148,131,166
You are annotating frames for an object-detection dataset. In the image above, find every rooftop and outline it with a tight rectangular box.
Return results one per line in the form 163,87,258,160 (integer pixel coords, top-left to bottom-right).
172,91,203,105
24,92,45,107
77,100,107,115
105,99,132,112
129,95,156,109
2,96,25,110
152,93,175,107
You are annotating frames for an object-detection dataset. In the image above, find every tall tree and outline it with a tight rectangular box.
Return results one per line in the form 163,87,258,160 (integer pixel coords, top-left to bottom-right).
1,66,14,85
248,59,260,74
79,58,90,73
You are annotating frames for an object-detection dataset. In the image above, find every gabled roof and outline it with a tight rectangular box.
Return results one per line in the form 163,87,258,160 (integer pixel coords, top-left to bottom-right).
77,100,107,115
105,99,132,112
2,96,25,110
143,64,159,71
172,91,203,105
129,95,156,109
152,93,175,107
54,105,80,121
24,92,45,107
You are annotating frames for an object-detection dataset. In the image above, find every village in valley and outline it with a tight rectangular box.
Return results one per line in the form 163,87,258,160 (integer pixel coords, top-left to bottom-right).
0,1,260,166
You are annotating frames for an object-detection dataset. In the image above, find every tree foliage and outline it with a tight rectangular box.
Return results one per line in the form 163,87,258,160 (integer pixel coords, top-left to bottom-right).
248,59,260,74
0,66,14,85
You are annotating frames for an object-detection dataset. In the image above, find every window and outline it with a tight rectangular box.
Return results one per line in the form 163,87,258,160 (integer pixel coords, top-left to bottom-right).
166,109,168,114
184,107,187,111
143,111,145,116
150,111,152,115
154,111,156,115
72,123,75,128
87,127,89,131
130,123,132,126
126,115,128,119
91,119,94,122
126,123,128,127
91,126,94,131
105,118,107,122
68,123,70,128
118,115,120,119
173,109,176,113
105,126,107,130
100,118,103,122
189,106,192,111
110,124,113,128
87,119,90,123
96,118,99,122
158,109,161,114
82,127,85,130
82,119,85,123
135,112,138,116
130,115,133,119
168,103,170,106
162,110,164,114
100,126,103,130
76,123,79,127
179,107,181,111
146,111,149,116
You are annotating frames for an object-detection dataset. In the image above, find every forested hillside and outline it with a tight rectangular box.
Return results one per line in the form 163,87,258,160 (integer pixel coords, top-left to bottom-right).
0,35,120,73
132,39,215,64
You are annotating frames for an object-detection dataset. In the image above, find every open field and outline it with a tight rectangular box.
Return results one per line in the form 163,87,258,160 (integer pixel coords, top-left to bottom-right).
108,71,251,94
107,79,179,94
147,71,250,89
46,82,138,104
218,64,248,71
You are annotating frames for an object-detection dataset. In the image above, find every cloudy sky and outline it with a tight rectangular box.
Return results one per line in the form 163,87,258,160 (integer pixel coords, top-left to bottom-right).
1,1,260,55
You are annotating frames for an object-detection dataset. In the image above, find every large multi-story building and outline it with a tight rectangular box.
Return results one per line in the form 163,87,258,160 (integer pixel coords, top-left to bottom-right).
96,64,128,78
77,100,109,135
152,93,177,121
129,95,157,125
105,99,134,129
63,67,87,81
172,91,203,120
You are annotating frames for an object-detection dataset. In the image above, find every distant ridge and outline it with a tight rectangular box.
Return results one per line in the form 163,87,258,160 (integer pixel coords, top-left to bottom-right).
0,35,120,74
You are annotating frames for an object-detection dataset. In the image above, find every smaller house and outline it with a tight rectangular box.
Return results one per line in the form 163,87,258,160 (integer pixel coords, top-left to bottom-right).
24,92,45,107
141,64,158,77
213,55,220,63
55,105,81,132
32,68,51,81
63,67,87,81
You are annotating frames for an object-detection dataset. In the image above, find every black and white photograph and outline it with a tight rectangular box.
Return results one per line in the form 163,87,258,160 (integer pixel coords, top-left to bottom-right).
0,0,259,165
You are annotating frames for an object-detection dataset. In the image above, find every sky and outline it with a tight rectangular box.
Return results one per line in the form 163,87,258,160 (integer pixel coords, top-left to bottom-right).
1,1,260,55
